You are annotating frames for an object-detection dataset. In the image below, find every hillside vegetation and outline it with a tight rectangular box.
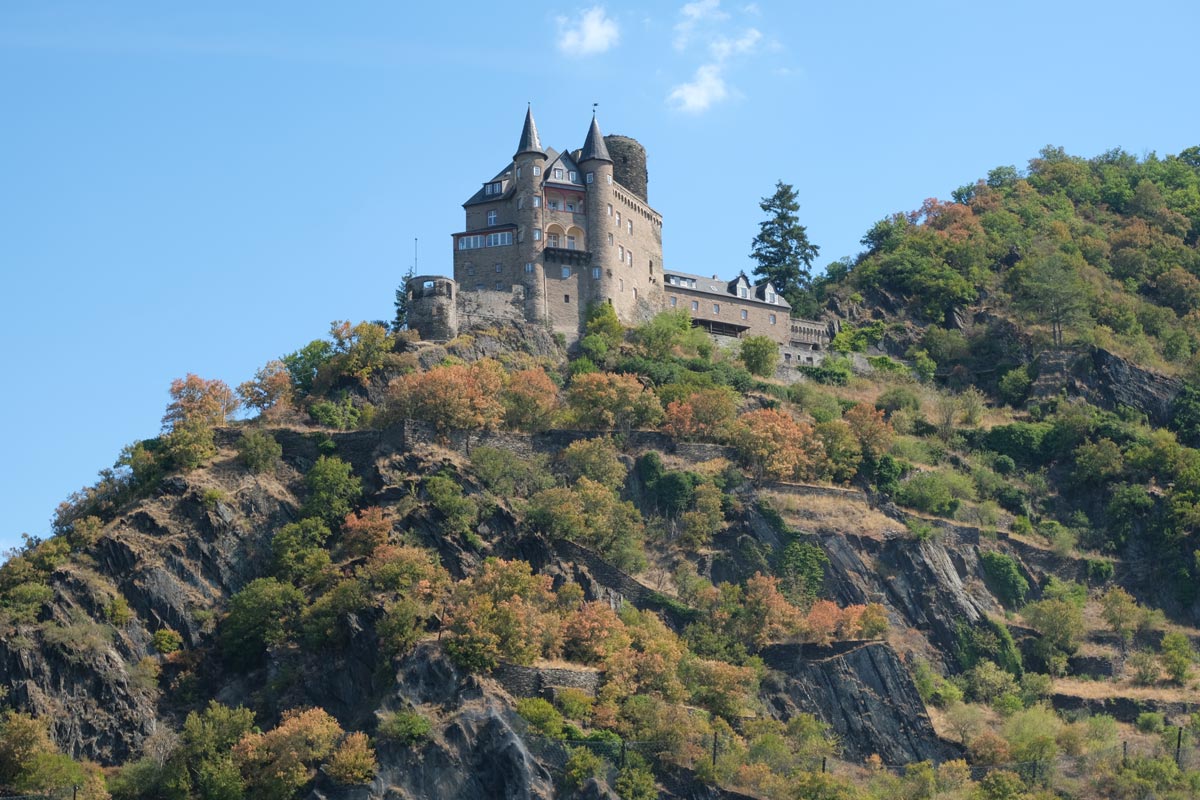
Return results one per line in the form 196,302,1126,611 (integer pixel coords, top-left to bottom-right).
3,145,1200,800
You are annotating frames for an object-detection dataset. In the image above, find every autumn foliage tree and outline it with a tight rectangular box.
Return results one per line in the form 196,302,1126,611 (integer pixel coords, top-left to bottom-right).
338,507,392,559
566,372,664,434
237,359,293,421
162,373,239,431
731,408,825,483
387,359,505,433
663,388,738,441
500,367,560,431
843,402,895,463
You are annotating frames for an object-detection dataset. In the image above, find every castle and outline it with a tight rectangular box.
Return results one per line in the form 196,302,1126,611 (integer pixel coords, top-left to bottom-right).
407,107,829,365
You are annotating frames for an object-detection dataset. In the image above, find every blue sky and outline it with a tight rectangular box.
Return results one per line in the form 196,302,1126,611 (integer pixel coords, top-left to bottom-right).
2,1,1198,555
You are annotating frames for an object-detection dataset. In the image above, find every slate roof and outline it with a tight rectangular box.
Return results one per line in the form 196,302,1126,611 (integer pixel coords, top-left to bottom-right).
662,269,792,309
579,115,612,163
514,106,545,159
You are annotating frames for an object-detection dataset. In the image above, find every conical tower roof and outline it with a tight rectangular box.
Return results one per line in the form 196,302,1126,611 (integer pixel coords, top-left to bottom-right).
514,105,546,160
579,114,612,164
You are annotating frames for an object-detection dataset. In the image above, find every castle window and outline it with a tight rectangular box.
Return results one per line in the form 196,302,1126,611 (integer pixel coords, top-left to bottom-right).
516,167,522,178
619,279,624,292
495,281,505,290
567,235,577,250
566,202,576,212
476,282,484,291
548,233,560,248
670,296,677,307
618,245,624,261
422,280,435,289
568,170,577,182
487,210,498,225
627,250,633,265
532,166,540,176
458,235,484,250
741,310,748,320
525,262,534,273
633,287,638,300
627,220,633,234
467,265,475,276
484,231,513,247
616,212,621,226
592,267,601,279
561,266,571,278
484,182,502,195
691,301,699,311
768,292,776,304
769,314,777,324
586,172,594,184
494,263,502,273
533,228,542,241
533,196,542,208
739,287,747,298
548,198,562,211
564,294,570,303
607,204,613,216
713,303,720,314
608,233,614,245
553,168,564,179
606,174,612,185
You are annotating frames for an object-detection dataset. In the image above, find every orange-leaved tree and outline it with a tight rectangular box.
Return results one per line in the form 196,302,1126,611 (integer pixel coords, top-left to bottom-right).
663,387,738,441
843,402,894,462
163,373,239,431
237,360,293,421
731,408,824,483
566,372,663,434
500,367,560,431
387,358,505,433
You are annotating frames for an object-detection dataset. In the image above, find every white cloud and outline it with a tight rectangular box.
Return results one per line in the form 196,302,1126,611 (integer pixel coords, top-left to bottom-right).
709,27,761,60
668,64,728,113
673,0,728,50
557,6,620,57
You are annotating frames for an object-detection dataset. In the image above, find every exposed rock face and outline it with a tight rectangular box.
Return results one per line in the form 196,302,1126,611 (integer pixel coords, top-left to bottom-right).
1031,346,1182,426
759,642,958,764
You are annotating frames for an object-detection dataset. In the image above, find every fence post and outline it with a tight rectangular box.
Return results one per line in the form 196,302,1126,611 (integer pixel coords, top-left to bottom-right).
1177,726,1184,768
1123,740,1128,768
711,732,718,768
822,756,827,773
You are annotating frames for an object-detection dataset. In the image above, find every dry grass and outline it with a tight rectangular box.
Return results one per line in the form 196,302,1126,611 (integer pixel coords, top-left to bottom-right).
1053,676,1199,704
762,490,905,540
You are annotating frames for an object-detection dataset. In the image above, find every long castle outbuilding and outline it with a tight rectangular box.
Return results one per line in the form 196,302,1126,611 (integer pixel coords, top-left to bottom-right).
407,107,829,365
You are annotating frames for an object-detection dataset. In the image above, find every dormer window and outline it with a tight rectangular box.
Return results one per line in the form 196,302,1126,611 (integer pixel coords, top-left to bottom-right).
739,288,747,298
484,182,502,195
568,170,577,182
553,168,564,179
768,293,776,304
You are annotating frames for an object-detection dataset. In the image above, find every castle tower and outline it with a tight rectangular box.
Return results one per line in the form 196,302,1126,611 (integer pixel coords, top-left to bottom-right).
512,106,549,323
579,115,616,315
406,275,458,341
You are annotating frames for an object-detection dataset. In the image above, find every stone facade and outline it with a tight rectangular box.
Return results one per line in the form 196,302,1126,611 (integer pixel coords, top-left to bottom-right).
408,107,829,361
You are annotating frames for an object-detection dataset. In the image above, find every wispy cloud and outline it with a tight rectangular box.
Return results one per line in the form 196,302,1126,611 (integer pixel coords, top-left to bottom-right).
673,0,728,50
557,6,620,57
667,64,727,113
667,0,767,113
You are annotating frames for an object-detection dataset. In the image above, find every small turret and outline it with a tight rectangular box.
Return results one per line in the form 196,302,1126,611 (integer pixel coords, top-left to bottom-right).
579,114,613,164
514,104,545,160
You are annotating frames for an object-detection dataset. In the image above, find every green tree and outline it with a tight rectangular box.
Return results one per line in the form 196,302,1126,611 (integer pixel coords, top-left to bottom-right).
1014,252,1090,346
739,335,780,377
220,578,305,669
393,263,415,331
303,456,362,528
749,180,820,309
272,518,333,585
1159,631,1195,683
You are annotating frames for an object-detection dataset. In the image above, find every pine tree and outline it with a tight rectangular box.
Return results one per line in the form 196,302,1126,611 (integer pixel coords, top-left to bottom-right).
393,264,415,331
750,180,819,311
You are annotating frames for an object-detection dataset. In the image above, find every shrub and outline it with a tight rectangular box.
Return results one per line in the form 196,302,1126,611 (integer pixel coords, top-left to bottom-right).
1160,631,1195,684
152,627,183,654
979,551,1029,608
163,419,217,470
1128,650,1160,685
272,518,333,584
104,595,133,626
998,367,1032,406
1136,711,1165,734
740,336,780,377
309,396,361,430
425,475,479,541
220,578,305,670
325,732,377,784
516,698,564,739
895,469,976,516
555,688,595,721
563,747,604,792
876,386,922,416
561,437,627,490
304,456,362,528
377,710,432,745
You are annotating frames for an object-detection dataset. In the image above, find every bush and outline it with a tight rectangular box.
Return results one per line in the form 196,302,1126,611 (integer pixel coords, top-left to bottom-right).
979,551,1029,608
152,627,183,654
998,367,1032,406
740,336,780,377
325,732,377,784
220,578,305,670
1136,711,1165,734
895,469,976,516
425,475,479,541
377,710,432,745
310,396,362,430
563,746,605,792
561,437,627,490
304,456,362,528
516,698,564,739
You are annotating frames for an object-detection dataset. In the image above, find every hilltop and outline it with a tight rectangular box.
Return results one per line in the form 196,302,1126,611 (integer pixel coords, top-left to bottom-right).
2,145,1200,800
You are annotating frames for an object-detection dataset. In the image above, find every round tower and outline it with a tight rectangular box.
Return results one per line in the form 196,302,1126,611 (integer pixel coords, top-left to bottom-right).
406,275,458,342
579,114,615,315
605,135,648,203
512,106,549,324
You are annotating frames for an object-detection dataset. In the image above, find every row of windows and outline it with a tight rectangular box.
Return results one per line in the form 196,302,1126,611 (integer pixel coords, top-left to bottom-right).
667,295,777,324
457,231,513,250
515,166,542,178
